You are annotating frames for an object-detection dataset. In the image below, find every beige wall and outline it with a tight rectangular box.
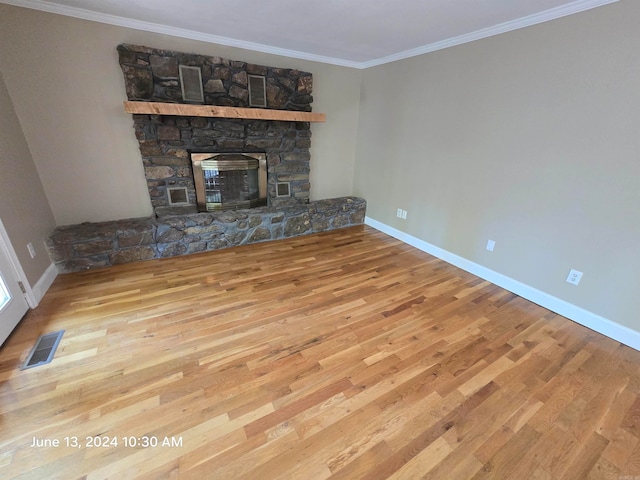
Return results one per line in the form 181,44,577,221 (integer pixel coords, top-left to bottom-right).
354,0,640,332
2,1,638,335
0,72,56,285
0,4,361,226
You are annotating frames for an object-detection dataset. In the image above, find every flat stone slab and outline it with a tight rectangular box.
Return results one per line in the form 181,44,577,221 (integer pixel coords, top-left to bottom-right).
47,197,366,273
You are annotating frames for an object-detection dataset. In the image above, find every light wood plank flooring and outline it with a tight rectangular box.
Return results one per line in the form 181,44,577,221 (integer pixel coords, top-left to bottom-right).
1,225,639,479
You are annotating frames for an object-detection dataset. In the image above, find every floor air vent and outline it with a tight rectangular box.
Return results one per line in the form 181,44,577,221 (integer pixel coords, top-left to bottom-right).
21,330,64,370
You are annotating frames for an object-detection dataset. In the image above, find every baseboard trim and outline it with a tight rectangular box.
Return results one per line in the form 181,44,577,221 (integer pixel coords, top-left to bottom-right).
365,216,640,352
32,262,58,307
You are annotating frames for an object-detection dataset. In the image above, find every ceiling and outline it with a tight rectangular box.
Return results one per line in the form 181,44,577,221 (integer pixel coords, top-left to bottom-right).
1,0,618,68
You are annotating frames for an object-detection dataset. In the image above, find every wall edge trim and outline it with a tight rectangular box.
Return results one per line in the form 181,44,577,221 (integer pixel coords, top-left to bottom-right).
0,0,620,70
365,216,640,352
32,262,57,306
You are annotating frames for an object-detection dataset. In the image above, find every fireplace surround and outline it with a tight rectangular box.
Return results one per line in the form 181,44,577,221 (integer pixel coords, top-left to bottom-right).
117,44,315,216
43,45,367,273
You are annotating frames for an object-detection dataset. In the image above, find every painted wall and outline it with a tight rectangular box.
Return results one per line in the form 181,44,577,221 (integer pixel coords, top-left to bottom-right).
0,4,361,225
1,1,638,339
354,0,639,332
0,72,56,285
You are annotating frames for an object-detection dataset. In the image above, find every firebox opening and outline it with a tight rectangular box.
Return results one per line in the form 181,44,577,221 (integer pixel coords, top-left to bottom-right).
191,152,267,212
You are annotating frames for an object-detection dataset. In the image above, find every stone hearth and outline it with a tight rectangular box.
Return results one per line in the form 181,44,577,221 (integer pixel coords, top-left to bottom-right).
47,197,366,273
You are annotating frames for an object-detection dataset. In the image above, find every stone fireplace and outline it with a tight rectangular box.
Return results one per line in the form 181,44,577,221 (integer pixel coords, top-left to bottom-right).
117,44,314,216
45,45,366,273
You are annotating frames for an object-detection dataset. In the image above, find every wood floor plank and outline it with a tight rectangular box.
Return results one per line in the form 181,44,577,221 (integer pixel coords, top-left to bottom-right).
1,225,639,479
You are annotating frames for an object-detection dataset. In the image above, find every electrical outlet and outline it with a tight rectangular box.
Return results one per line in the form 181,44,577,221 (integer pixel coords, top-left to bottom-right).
486,240,496,252
401,210,407,220
566,269,583,286
396,208,403,218
27,242,36,259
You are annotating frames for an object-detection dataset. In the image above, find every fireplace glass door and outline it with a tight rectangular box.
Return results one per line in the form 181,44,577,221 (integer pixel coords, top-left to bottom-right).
191,153,267,212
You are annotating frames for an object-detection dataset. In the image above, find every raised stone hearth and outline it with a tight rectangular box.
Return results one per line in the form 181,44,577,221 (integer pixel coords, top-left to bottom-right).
47,197,366,273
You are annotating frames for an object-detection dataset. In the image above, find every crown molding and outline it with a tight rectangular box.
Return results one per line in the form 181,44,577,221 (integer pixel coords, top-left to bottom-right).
0,0,620,70
360,0,620,68
0,0,363,68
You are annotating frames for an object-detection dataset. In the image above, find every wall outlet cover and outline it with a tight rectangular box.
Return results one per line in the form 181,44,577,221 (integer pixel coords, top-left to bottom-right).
566,269,583,286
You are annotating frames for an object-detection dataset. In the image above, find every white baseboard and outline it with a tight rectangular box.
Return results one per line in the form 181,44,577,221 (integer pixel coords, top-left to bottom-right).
31,262,58,307
365,216,640,352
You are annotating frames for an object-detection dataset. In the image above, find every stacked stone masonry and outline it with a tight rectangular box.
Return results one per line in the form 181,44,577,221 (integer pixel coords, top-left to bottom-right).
118,44,315,214
47,197,367,273
51,45,366,272
135,115,312,214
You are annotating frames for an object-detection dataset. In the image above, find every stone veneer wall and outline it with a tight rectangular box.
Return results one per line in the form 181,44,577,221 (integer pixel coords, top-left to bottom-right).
118,44,315,214
47,197,366,273
45,46,367,273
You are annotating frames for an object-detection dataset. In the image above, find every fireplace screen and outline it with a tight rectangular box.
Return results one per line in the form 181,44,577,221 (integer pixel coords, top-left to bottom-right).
191,153,267,211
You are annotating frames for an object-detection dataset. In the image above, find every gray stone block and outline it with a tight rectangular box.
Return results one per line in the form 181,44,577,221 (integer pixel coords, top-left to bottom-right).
110,246,156,265
284,213,311,236
248,227,271,242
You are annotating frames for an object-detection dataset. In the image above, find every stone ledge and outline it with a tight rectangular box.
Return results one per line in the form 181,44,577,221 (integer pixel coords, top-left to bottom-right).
46,197,366,273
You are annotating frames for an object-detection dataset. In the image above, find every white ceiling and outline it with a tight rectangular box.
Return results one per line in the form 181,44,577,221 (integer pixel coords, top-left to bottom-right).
1,0,618,68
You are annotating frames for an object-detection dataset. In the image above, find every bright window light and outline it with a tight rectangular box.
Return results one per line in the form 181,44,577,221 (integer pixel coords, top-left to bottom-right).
0,275,11,312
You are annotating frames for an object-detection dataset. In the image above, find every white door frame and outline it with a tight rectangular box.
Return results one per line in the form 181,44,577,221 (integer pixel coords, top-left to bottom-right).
0,219,37,308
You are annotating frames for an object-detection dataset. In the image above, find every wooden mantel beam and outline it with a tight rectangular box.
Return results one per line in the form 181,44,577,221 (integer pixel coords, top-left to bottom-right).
124,101,325,123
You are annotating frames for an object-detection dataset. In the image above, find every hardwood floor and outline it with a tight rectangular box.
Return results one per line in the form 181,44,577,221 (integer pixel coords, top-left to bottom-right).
1,225,639,479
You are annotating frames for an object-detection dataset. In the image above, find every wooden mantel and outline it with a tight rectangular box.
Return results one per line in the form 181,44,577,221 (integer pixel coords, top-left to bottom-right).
124,101,325,123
